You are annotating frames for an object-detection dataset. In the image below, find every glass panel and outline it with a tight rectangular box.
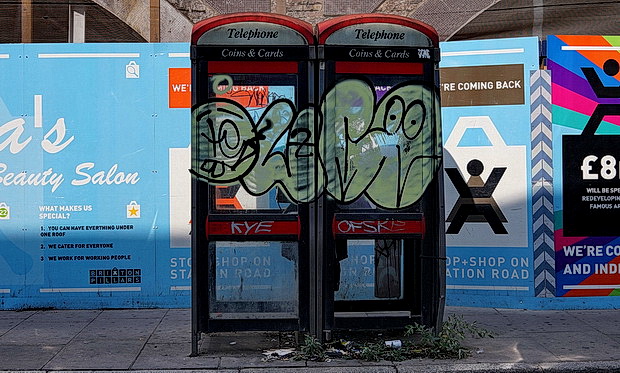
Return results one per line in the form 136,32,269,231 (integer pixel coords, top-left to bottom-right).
195,72,315,212
336,239,404,300
322,72,440,210
210,241,298,317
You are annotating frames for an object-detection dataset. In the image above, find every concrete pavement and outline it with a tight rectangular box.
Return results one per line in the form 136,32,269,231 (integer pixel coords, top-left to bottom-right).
1,306,620,372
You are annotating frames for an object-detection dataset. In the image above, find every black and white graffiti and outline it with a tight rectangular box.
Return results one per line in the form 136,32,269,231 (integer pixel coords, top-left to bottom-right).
192,79,442,209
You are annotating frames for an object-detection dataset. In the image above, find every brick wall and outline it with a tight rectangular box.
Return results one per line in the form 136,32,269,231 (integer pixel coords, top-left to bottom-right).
286,0,326,23
167,0,448,39
166,0,219,23
171,0,414,25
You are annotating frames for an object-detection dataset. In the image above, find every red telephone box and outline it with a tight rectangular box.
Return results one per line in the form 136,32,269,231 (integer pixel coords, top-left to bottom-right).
316,14,445,335
190,13,315,352
191,13,444,350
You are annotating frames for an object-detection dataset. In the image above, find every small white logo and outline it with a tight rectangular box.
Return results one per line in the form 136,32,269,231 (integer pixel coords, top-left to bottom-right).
418,49,431,59
125,61,140,79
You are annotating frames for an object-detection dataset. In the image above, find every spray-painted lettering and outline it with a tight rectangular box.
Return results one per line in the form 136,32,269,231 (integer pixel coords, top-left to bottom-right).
192,79,441,209
230,221,274,235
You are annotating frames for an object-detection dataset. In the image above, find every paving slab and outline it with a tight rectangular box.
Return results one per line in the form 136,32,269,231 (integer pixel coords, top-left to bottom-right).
24,309,100,323
0,320,88,345
132,342,220,370
0,306,619,372
566,309,620,334
72,316,160,341
498,310,587,336
450,308,517,336
199,331,281,355
0,344,62,370
460,336,558,364
43,340,145,370
0,310,35,319
447,307,504,317
147,316,190,344
0,318,24,335
603,333,620,345
533,330,620,361
97,308,168,319
162,308,191,320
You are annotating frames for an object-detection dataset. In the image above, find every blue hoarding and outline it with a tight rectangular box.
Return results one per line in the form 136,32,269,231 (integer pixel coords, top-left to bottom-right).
0,43,190,308
4,40,620,310
440,37,539,306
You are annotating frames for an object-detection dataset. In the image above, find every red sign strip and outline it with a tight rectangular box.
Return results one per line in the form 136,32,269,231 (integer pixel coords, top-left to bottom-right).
207,219,300,238
208,61,298,74
335,61,423,75
333,218,425,236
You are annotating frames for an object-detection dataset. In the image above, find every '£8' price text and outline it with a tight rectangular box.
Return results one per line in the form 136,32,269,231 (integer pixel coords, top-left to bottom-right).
581,155,620,180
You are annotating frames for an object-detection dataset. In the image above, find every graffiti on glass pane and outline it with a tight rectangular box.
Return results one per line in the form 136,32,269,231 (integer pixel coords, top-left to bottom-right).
192,78,441,209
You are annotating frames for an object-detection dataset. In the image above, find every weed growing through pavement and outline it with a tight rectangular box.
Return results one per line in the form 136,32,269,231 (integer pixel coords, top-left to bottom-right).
293,314,493,362
295,334,327,361
405,314,494,360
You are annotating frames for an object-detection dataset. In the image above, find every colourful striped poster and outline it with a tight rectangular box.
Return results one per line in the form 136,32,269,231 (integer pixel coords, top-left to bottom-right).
548,35,620,297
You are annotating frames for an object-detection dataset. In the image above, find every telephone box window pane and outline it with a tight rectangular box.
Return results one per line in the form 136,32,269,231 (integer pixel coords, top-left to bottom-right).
210,241,299,318
201,73,309,212
328,73,437,210
336,239,404,301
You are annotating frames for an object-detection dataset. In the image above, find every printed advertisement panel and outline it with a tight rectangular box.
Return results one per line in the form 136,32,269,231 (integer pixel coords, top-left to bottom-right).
548,35,620,297
440,37,539,298
154,44,192,298
0,43,192,309
0,44,27,295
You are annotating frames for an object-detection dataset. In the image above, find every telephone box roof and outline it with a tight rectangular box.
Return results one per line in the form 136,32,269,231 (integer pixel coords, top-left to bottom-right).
192,12,314,45
317,13,439,46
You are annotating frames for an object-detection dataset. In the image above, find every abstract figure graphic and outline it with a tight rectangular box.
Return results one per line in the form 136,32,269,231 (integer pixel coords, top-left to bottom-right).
581,58,620,136
445,159,507,234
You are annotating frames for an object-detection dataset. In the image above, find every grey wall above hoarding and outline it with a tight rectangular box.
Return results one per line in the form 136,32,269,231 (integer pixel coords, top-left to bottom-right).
3,0,620,44
173,0,620,42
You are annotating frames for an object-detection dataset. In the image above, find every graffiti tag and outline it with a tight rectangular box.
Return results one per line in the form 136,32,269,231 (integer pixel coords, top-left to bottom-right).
192,79,441,209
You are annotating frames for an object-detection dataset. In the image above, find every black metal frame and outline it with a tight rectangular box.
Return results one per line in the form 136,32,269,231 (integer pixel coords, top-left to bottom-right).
318,35,444,334
191,38,315,351
191,14,445,353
